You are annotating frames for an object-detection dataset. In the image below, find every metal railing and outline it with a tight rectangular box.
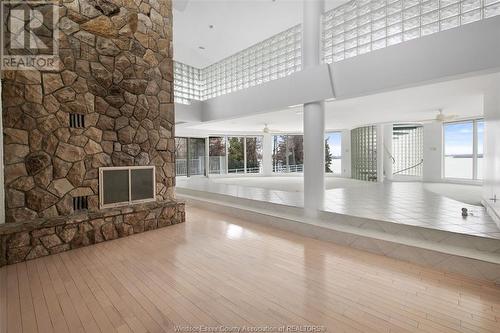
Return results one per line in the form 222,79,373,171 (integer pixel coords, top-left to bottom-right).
273,164,304,173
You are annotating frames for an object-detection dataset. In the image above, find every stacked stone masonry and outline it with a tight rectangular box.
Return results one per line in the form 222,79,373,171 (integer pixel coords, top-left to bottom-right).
0,201,185,266
1,0,184,265
3,0,176,221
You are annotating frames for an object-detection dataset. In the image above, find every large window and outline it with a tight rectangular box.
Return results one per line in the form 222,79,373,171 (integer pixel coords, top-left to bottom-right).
99,166,155,208
175,138,188,177
245,137,263,174
175,137,206,177
444,119,483,180
228,137,245,173
209,137,227,175
272,135,304,173
325,132,342,174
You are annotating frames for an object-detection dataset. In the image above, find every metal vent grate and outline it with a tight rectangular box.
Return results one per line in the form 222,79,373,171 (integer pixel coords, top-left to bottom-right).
69,113,85,128
72,196,88,211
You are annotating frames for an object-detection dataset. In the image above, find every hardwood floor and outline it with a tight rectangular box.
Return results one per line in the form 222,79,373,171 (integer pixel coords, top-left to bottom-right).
1,205,500,333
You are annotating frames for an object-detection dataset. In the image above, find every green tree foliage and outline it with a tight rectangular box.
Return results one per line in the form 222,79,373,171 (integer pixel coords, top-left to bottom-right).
325,137,333,173
228,137,244,171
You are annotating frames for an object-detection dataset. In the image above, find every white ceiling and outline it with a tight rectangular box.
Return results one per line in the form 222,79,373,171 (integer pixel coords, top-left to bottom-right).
173,0,347,68
177,74,495,136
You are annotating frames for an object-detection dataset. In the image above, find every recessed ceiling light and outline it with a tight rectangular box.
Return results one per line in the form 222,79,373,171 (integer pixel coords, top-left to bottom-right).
198,46,205,50
209,25,214,29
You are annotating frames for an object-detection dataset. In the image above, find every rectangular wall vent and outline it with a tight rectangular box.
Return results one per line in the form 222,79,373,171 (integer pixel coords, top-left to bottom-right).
69,113,85,128
73,196,88,211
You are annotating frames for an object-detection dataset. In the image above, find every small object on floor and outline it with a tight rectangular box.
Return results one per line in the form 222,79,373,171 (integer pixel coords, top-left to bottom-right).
462,208,468,217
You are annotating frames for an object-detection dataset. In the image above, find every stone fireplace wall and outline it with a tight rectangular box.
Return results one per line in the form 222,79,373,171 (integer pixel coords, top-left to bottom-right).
2,0,176,222
0,0,184,265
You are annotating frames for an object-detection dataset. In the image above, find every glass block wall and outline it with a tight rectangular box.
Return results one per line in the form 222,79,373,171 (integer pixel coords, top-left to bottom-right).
323,0,500,63
351,125,378,181
202,25,302,100
173,61,203,104
173,25,302,104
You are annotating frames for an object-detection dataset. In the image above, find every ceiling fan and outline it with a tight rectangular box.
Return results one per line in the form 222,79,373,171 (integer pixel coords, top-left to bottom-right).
262,123,284,134
422,109,458,123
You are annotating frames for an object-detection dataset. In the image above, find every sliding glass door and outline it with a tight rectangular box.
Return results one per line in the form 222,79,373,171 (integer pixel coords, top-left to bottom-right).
175,137,206,177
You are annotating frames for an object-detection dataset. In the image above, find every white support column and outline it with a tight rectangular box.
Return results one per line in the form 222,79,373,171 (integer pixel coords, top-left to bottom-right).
262,132,273,176
303,0,325,216
383,124,394,181
376,124,385,182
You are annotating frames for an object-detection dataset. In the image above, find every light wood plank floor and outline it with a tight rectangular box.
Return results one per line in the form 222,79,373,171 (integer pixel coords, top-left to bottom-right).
1,206,500,333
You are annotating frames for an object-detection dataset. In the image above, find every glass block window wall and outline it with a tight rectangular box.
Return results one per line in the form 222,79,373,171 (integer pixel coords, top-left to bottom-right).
173,25,302,104
173,62,203,105
323,0,500,63
202,25,302,100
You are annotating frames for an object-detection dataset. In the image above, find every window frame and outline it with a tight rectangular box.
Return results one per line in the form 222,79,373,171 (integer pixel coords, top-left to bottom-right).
442,118,483,181
99,166,156,209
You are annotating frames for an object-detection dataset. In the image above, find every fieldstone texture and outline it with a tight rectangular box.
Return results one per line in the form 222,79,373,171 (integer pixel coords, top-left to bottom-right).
0,201,185,265
2,0,176,223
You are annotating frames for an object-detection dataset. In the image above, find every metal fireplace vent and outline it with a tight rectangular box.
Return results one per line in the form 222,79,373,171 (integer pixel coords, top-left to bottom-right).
73,196,88,211
69,113,85,128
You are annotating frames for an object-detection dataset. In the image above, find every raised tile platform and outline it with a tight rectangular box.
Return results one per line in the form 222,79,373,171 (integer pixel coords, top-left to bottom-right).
178,186,500,284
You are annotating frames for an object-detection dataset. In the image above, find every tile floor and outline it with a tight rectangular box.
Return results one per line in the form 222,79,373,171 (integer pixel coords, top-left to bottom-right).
177,177,500,239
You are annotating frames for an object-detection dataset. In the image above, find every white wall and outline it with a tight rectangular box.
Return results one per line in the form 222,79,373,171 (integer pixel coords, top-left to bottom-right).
423,122,443,182
482,81,500,224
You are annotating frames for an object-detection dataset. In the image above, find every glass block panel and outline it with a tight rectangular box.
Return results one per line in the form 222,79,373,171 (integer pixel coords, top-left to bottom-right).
441,0,460,7
462,9,482,24
440,4,460,19
440,15,460,30
387,23,403,35
358,13,371,26
421,22,439,35
372,28,387,40
404,27,421,40
345,47,358,58
404,17,420,30
387,33,403,45
358,33,371,45
421,0,439,13
484,2,500,17
388,12,403,25
371,0,386,10
372,7,386,20
372,38,386,50
345,38,358,49
358,43,372,54
358,23,372,35
422,10,439,25
387,1,403,15
404,0,420,9
404,5,420,19
372,18,387,30
462,0,481,12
